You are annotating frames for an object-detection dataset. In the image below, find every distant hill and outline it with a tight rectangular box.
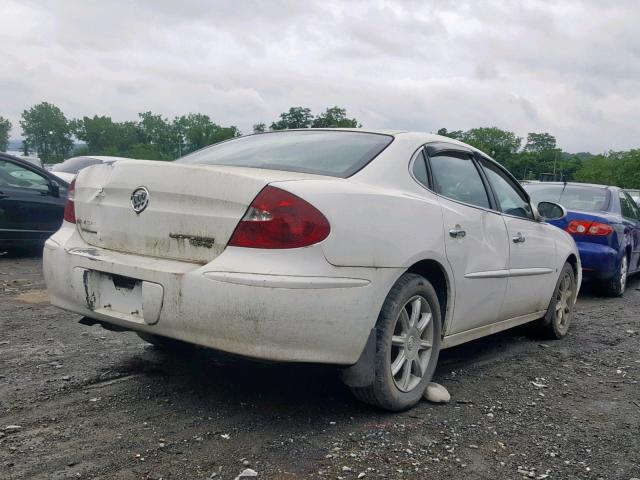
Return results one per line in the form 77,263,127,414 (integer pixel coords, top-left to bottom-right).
4,139,85,156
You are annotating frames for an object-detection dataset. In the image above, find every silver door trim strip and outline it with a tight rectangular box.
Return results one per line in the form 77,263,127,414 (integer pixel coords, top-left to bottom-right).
464,269,509,279
441,310,547,349
508,267,554,277
465,267,554,279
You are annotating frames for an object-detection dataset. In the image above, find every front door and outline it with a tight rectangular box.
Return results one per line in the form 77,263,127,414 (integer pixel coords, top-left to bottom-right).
0,159,64,242
427,149,509,334
620,191,640,273
478,157,557,318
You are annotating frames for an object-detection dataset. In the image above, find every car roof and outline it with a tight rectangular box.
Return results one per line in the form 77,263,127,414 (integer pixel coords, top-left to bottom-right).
278,128,489,154
64,155,132,162
270,128,408,136
525,181,615,190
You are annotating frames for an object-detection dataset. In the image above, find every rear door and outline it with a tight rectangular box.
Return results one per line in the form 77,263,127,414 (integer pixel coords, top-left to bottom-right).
619,190,640,273
477,156,557,318
424,145,509,334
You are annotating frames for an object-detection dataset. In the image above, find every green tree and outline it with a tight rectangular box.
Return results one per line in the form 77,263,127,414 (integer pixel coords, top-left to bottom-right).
137,111,180,159
116,121,145,155
177,113,241,156
253,123,266,133
311,106,360,128
461,127,522,165
575,150,640,189
19,102,73,162
0,116,11,152
524,132,557,153
72,116,122,155
271,107,313,130
436,128,464,140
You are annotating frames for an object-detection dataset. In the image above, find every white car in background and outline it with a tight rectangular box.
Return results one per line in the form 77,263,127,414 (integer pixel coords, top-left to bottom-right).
50,155,132,183
43,129,580,411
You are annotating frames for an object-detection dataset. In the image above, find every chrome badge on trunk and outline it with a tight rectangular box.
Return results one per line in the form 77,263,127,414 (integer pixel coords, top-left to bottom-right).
130,187,150,213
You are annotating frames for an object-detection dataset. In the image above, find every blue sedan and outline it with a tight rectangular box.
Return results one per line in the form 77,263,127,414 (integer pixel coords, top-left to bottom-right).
525,182,640,296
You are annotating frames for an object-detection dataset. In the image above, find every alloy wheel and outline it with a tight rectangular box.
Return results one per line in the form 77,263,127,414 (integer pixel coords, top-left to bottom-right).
555,271,574,335
389,295,434,392
620,256,628,294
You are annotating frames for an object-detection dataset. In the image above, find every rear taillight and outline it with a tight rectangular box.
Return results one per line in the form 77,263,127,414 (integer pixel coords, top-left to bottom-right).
566,220,613,236
228,186,330,249
63,179,76,224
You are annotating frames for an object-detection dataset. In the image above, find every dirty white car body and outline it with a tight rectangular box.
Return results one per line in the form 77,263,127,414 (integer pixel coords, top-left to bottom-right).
43,129,580,411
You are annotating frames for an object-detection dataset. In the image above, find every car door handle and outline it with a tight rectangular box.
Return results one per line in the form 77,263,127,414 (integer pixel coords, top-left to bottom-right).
512,232,526,243
449,227,466,239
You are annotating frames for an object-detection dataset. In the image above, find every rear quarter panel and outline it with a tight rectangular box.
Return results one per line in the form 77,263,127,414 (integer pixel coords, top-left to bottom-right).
272,179,449,271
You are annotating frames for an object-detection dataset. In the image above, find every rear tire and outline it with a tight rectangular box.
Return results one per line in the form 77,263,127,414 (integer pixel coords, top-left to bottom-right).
350,273,442,411
600,254,628,297
137,332,193,351
537,262,576,339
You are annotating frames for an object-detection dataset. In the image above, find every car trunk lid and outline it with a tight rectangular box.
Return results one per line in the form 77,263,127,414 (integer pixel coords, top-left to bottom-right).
73,160,319,263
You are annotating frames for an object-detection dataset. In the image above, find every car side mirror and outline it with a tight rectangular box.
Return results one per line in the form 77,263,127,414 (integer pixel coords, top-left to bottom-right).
48,182,60,198
537,201,566,221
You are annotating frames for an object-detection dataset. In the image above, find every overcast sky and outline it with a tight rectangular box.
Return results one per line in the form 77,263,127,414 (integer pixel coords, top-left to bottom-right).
1,0,639,153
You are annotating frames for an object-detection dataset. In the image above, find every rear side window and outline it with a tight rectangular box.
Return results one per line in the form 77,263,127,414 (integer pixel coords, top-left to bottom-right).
176,130,393,178
411,150,429,187
428,152,490,208
620,191,639,219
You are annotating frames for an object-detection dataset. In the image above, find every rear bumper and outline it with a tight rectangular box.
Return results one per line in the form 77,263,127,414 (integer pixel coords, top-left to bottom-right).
576,241,620,279
43,225,400,365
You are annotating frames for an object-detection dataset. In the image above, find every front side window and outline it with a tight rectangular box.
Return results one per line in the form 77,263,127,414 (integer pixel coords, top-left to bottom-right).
428,152,490,208
480,158,534,220
620,191,639,220
0,160,49,192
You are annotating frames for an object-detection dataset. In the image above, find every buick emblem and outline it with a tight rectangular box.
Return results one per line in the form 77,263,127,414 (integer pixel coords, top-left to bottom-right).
130,187,149,213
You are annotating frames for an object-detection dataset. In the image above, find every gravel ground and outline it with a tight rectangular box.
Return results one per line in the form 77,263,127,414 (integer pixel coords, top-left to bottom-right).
1,252,639,480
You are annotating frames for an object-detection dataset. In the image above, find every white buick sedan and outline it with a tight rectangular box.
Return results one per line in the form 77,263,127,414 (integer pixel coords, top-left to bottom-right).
43,129,580,411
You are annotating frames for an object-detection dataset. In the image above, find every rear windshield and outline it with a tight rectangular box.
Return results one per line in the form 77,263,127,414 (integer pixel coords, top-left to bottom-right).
175,130,394,177
52,157,104,173
525,184,610,212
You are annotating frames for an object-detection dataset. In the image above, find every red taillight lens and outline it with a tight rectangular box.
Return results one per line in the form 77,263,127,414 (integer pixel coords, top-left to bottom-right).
228,186,330,249
63,179,76,224
566,220,612,236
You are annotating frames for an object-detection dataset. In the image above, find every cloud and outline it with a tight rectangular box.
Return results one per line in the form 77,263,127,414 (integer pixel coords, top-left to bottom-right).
0,0,639,152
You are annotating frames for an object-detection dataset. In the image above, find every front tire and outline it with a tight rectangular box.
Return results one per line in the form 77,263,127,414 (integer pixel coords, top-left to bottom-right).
538,262,576,339
350,273,442,411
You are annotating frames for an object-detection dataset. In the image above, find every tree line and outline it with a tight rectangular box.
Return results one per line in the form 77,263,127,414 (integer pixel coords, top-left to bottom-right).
436,127,640,189
0,103,359,163
0,102,638,188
